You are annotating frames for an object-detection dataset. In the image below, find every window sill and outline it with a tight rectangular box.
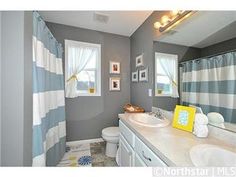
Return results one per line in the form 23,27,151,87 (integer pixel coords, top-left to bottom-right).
155,94,172,97
77,94,101,97
75,91,101,97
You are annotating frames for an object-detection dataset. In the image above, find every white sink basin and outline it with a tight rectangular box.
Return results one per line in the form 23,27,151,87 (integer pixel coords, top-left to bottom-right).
190,144,236,166
129,113,170,127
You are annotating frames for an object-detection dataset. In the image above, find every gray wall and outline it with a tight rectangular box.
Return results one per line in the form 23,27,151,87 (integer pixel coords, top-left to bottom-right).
0,11,2,166
130,11,197,111
23,11,33,166
201,37,236,57
152,41,201,111
1,11,32,166
130,11,169,111
46,22,130,141
131,11,236,112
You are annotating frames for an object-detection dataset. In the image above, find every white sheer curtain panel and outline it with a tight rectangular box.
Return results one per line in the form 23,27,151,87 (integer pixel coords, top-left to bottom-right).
65,44,96,98
159,55,179,98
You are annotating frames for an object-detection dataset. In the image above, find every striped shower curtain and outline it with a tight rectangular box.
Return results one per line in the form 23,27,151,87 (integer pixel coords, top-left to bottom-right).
32,12,66,166
181,52,236,123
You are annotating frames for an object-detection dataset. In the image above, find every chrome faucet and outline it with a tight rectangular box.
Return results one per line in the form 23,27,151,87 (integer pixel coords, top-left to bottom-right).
148,108,164,119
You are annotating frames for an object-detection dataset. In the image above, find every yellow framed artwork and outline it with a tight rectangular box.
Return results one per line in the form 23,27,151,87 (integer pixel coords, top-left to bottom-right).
172,105,196,132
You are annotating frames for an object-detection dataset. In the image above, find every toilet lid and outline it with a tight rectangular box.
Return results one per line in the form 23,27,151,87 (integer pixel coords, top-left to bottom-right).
102,127,119,137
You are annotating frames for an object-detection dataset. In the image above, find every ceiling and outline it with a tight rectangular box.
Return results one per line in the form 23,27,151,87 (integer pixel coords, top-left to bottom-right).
40,11,236,48
39,11,152,36
155,11,236,48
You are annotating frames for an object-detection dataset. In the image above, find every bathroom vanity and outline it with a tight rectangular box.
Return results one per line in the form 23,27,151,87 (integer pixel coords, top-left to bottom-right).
118,112,236,167
119,120,167,166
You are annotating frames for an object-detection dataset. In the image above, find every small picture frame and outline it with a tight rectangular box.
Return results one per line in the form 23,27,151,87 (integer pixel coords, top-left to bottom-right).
172,105,196,132
139,68,148,82
109,77,121,91
110,61,120,74
136,54,143,67
132,71,138,82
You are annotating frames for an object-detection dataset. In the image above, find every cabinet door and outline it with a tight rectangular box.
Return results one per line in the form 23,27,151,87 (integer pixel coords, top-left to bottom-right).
135,136,167,167
135,153,147,167
119,134,134,167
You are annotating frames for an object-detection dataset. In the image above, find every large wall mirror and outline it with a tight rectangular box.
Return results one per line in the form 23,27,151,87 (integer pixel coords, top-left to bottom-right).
152,11,236,133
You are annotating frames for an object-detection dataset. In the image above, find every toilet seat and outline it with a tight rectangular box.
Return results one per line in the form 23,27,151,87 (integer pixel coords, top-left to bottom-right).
102,127,119,137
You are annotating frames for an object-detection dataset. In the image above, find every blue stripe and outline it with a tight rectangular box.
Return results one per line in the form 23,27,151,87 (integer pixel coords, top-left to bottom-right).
33,62,64,93
182,80,236,94
33,106,65,157
33,11,62,58
46,136,66,166
182,102,236,123
33,125,44,159
182,52,236,73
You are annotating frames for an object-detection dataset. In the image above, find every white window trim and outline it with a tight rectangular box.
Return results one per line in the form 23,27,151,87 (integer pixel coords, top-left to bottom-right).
155,52,178,97
65,39,101,97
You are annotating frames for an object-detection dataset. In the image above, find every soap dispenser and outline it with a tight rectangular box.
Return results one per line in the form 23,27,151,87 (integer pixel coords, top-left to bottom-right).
193,113,209,138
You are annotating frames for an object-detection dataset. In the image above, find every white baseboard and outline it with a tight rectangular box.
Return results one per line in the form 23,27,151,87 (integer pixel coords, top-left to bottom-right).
66,138,104,146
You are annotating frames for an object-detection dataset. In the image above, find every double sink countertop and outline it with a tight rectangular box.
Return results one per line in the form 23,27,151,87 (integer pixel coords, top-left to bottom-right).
119,112,236,166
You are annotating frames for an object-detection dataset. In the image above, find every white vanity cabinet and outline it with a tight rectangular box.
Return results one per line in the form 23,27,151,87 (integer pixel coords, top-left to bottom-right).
119,120,135,166
135,136,167,167
119,134,135,166
134,152,147,167
119,120,167,167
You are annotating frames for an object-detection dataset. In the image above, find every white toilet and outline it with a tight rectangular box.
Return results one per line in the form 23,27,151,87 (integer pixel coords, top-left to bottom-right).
102,126,119,158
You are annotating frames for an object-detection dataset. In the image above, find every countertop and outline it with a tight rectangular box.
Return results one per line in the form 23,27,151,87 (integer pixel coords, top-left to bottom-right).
119,113,236,166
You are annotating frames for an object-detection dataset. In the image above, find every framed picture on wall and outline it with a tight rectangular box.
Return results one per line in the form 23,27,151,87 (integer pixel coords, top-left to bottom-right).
109,77,121,91
136,54,143,67
132,71,138,82
110,61,120,74
139,68,148,82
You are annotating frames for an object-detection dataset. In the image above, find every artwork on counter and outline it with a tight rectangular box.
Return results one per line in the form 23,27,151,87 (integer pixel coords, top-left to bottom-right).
109,77,121,91
172,105,196,132
131,71,138,82
139,68,148,82
110,61,120,74
136,54,143,67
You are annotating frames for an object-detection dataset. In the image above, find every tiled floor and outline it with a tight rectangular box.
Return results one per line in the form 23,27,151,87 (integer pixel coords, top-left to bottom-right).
91,142,117,167
57,141,117,167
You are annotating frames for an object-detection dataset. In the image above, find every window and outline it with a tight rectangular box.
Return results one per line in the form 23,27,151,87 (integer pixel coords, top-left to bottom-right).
155,52,178,96
65,40,101,96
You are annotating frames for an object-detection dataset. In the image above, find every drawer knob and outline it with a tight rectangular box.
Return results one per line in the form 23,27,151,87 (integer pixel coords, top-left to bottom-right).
142,151,152,162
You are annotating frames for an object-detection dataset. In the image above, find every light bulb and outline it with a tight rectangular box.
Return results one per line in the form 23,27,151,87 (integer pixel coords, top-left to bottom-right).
154,21,161,29
171,10,179,16
161,15,170,25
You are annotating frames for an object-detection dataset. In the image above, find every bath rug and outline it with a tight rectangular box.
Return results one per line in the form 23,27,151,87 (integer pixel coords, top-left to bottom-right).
78,156,92,166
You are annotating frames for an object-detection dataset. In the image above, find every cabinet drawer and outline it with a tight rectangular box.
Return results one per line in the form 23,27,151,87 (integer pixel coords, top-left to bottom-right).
135,136,167,167
135,153,147,167
119,120,135,148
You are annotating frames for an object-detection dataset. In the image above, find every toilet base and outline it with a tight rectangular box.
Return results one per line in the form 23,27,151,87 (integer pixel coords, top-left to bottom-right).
105,142,118,158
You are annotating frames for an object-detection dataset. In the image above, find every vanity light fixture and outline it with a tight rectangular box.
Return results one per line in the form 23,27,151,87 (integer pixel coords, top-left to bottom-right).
154,10,195,33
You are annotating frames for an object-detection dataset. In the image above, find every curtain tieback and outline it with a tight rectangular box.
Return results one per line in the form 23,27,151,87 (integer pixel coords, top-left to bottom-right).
172,80,177,86
67,74,78,82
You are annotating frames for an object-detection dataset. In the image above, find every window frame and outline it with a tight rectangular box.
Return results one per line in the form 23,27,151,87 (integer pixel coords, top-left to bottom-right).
155,52,178,97
65,39,101,97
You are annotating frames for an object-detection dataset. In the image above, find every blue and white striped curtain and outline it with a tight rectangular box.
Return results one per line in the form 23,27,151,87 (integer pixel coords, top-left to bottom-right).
32,12,66,166
181,52,236,123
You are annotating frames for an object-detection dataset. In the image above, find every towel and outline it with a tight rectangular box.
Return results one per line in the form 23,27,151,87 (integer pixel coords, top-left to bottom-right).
193,113,209,138
193,124,209,138
207,112,224,124
194,113,208,125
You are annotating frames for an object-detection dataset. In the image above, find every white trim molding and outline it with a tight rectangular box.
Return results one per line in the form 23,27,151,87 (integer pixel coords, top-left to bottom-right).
66,138,104,146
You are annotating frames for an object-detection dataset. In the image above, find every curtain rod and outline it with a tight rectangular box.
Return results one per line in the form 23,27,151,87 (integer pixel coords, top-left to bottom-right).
179,48,236,65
